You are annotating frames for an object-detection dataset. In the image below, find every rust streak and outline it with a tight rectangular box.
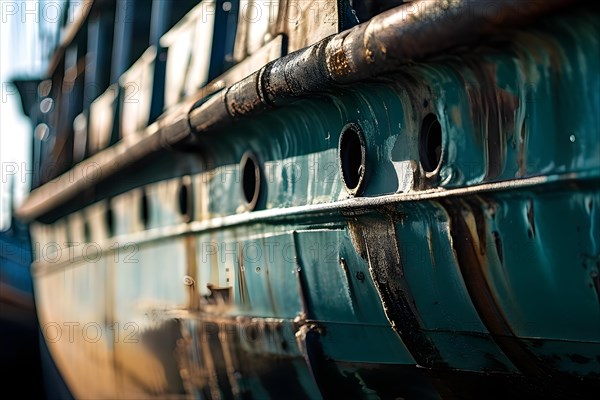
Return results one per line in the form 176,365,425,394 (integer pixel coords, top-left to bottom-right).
348,216,447,368
441,197,549,377
461,60,519,179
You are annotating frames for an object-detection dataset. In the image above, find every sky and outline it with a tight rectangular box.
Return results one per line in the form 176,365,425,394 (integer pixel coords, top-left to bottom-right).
0,1,35,230
0,0,73,230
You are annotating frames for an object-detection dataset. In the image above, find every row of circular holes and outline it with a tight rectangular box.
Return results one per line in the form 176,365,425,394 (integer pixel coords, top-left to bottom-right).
99,179,193,238
101,171,239,238
340,113,443,195
241,113,442,202
103,165,252,237
98,114,441,237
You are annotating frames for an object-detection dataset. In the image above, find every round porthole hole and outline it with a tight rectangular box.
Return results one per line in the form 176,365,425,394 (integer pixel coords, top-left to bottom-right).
178,177,193,221
105,204,114,236
339,123,366,196
240,152,261,210
419,113,443,173
140,189,150,228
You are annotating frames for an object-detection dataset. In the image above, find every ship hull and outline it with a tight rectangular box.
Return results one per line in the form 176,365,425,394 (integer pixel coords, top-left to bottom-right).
26,4,600,399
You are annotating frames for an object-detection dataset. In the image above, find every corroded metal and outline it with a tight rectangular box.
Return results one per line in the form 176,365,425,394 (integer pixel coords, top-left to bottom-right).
17,0,579,222
188,0,577,130
14,0,600,399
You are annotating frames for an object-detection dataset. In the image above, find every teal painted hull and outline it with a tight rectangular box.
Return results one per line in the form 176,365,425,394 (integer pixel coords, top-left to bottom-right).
20,3,600,399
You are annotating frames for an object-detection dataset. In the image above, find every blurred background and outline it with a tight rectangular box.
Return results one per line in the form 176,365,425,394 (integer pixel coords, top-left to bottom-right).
1,0,83,226
1,1,83,397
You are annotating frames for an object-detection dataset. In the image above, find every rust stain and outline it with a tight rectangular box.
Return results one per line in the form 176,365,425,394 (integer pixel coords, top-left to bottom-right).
292,232,310,319
327,47,353,79
346,219,368,260
427,226,436,269
440,197,551,377
492,231,504,265
185,235,199,310
450,105,463,129
236,245,249,306
460,60,520,179
348,216,448,369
